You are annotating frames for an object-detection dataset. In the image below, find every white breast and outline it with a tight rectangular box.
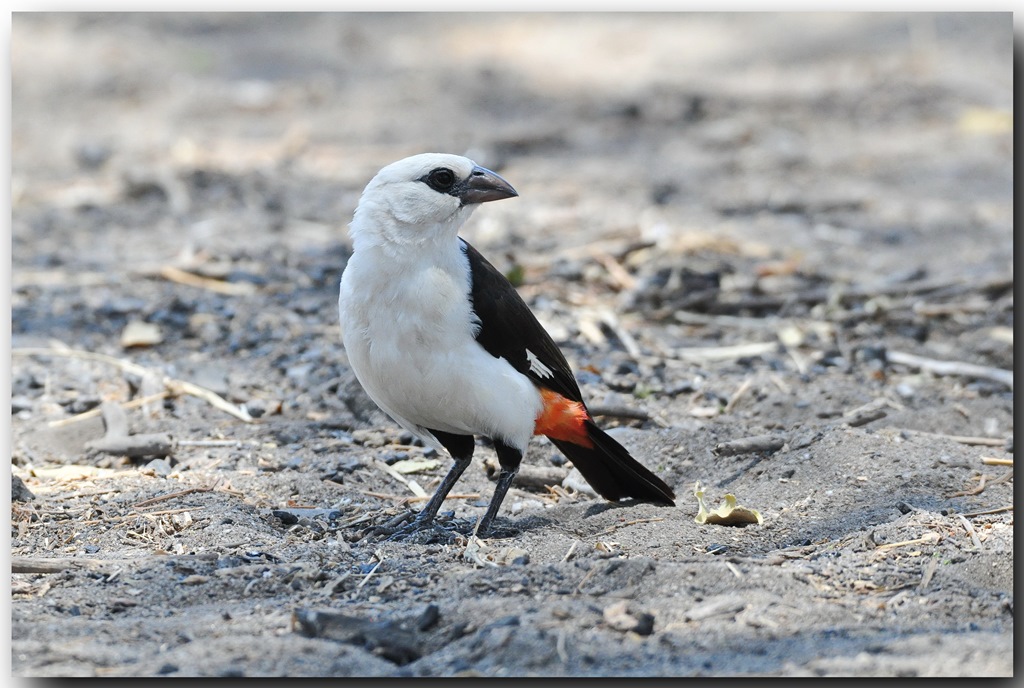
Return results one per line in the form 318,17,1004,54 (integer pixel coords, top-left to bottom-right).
338,243,542,452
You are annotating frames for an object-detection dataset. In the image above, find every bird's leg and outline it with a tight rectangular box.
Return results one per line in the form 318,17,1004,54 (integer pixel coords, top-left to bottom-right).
377,431,476,541
378,457,470,541
475,441,523,537
411,456,472,527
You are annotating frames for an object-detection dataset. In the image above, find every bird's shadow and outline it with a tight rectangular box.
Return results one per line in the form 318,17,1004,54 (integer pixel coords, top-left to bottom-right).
358,509,555,543
582,500,645,519
489,513,553,539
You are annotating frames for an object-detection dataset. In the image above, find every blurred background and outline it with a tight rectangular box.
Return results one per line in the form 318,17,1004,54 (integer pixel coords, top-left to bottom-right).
10,12,1014,395
12,13,1012,282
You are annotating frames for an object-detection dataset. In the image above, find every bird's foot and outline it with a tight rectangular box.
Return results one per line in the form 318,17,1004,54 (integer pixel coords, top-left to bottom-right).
361,510,467,543
384,516,447,543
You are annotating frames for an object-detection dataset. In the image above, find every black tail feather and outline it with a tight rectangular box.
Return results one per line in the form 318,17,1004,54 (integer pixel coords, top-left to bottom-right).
550,420,675,506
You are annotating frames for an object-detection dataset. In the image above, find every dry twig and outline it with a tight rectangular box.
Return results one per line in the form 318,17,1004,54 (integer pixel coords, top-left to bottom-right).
165,379,253,423
85,401,176,458
673,341,778,363
12,556,115,574
593,252,638,291
373,459,428,498
48,391,171,428
918,558,938,592
673,310,784,330
599,310,642,358
887,349,1012,389
711,275,1012,316
132,487,213,508
912,300,993,317
958,515,983,549
713,435,786,457
574,565,601,595
356,550,385,589
159,265,257,296
844,408,887,428
961,505,1013,517
874,534,941,552
724,376,754,413
80,506,199,526
948,469,1012,497
483,457,567,491
588,405,650,422
892,429,1008,447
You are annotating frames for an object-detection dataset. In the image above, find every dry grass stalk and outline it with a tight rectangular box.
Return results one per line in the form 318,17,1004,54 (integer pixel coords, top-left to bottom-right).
893,429,1007,447
887,349,1012,389
159,265,257,296
132,487,213,508
958,515,983,549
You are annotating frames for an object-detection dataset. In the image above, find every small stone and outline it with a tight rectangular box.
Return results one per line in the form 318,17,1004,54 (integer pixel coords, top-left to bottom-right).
67,396,103,415
895,383,916,399
121,320,163,348
75,141,113,170
603,600,655,635
11,396,33,414
143,458,174,478
12,475,35,502
243,398,282,419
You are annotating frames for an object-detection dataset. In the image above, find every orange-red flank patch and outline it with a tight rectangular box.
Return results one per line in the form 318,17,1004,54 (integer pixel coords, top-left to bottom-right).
534,388,593,448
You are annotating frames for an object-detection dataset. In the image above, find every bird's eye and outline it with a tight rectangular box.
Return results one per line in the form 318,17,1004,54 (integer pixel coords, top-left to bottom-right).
426,168,457,192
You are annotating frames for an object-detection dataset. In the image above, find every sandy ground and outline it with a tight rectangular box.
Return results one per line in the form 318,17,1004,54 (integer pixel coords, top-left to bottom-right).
9,13,1014,677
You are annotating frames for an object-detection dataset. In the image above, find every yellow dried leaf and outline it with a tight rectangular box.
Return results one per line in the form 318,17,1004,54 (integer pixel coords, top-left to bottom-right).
693,481,763,526
389,458,441,475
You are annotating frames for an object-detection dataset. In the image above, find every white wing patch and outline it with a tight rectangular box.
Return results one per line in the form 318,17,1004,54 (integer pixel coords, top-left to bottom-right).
526,349,554,379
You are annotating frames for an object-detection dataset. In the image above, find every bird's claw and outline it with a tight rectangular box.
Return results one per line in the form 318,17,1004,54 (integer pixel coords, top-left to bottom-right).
384,518,444,542
360,511,465,543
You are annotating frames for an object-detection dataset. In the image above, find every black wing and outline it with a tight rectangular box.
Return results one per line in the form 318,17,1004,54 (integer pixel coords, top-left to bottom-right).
461,239,583,403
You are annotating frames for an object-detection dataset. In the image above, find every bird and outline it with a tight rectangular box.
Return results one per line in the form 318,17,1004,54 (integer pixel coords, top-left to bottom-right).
338,153,675,537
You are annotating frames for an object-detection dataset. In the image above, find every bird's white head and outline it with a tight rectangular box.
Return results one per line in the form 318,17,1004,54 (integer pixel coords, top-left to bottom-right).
349,153,517,252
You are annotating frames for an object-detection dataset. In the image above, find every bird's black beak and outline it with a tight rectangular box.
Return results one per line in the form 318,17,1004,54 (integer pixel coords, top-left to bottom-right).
458,166,518,205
